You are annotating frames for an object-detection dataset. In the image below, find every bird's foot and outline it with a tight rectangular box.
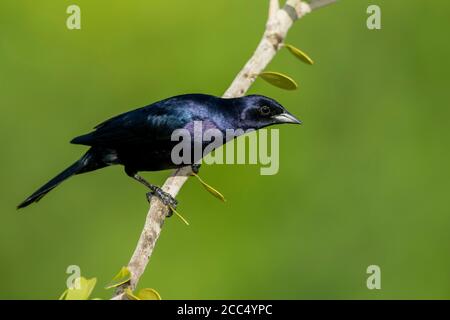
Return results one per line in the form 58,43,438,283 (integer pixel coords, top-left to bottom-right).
146,187,178,218
191,163,201,174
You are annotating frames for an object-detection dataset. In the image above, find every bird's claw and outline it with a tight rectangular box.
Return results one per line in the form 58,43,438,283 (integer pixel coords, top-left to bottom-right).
146,188,178,218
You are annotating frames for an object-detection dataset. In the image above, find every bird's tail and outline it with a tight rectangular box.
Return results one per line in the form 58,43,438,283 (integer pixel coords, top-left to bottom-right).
17,149,105,209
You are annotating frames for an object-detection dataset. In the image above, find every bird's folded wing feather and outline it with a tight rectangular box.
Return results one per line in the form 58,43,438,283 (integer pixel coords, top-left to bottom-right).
71,107,188,147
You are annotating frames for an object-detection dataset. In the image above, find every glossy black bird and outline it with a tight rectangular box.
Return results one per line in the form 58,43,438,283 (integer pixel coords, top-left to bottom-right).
18,94,301,209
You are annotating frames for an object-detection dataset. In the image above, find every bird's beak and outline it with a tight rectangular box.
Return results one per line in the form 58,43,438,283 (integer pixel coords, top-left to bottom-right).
272,112,302,125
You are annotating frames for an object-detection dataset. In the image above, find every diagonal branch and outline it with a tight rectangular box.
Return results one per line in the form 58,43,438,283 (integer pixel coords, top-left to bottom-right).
113,0,336,299
268,0,280,20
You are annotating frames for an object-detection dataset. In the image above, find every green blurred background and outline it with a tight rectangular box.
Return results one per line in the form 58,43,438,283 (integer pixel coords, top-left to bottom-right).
1,0,449,299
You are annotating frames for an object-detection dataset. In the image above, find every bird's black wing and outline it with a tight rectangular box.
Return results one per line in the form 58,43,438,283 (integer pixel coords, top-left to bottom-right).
71,106,190,147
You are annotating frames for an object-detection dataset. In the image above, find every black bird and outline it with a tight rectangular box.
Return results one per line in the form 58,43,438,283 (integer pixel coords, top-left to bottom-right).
18,94,301,209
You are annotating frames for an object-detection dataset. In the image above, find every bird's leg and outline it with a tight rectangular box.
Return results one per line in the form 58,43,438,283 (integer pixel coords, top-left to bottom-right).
131,173,178,217
191,163,201,174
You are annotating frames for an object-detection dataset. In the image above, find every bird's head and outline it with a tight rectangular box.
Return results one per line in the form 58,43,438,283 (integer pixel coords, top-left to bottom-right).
233,94,302,130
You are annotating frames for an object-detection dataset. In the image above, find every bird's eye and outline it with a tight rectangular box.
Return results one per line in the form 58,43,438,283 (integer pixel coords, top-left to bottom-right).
259,105,271,116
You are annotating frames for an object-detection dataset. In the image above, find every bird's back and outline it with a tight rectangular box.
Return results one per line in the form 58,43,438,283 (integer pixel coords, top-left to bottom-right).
71,94,223,147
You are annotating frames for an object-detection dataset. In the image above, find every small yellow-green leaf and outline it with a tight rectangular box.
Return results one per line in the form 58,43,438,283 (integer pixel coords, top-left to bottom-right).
125,288,140,300
284,44,314,65
58,289,68,300
105,266,131,289
258,71,298,90
192,173,226,202
60,277,97,300
170,206,190,226
137,288,162,300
